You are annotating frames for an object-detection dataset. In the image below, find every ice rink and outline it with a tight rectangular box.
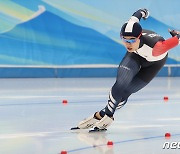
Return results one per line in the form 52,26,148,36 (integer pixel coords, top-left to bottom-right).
0,77,180,154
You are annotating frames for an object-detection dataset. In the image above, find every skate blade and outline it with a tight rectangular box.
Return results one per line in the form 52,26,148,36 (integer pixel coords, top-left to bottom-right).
70,127,80,130
89,127,107,133
70,127,89,133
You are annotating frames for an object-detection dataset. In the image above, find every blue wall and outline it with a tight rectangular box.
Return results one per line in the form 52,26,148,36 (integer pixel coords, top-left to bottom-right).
0,66,179,78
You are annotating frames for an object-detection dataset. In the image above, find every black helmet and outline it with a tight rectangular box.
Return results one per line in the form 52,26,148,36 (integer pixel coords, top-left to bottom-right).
120,22,142,37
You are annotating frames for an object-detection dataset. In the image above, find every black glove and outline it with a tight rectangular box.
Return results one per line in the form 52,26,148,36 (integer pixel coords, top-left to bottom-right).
168,29,180,38
132,8,149,21
140,8,149,20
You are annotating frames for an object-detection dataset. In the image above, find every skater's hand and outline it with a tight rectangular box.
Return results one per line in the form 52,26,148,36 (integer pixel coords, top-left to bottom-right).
132,8,149,21
139,8,150,20
168,29,180,38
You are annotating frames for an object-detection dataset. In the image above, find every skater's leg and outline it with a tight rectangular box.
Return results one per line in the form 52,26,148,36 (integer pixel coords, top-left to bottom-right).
102,53,141,117
93,55,167,131
91,53,141,130
71,53,140,130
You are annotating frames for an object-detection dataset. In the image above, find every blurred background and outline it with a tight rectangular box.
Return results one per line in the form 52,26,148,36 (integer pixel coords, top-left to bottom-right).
0,0,180,78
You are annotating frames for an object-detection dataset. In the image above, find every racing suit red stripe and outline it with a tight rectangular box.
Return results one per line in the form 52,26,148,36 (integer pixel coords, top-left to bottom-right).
152,36,179,56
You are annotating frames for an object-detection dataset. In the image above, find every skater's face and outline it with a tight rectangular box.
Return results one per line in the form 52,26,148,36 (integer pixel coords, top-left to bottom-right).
121,35,141,52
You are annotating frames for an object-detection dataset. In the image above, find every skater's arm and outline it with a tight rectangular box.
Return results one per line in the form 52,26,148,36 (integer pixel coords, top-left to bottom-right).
152,32,180,57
